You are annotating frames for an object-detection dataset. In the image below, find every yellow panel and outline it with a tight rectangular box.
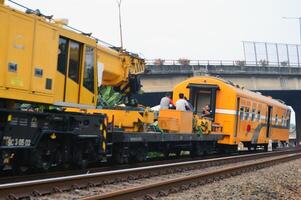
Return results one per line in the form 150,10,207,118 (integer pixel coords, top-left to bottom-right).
0,7,8,87
79,86,95,105
158,110,193,133
6,12,34,90
65,78,79,103
31,21,58,94
54,72,65,103
97,46,123,86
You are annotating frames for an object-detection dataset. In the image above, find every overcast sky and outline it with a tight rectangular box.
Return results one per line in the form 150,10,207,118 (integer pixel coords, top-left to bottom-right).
6,0,301,60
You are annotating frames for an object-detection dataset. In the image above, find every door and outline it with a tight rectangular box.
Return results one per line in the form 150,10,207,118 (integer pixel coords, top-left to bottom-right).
187,83,219,120
79,45,96,106
266,106,272,138
64,40,81,104
234,97,240,138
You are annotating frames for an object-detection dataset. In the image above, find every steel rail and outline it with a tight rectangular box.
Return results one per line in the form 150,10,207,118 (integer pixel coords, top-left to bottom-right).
0,149,283,185
0,149,299,199
81,152,301,200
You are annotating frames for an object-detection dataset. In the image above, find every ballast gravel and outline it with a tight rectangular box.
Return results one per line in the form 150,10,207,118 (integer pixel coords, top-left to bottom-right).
36,155,300,200
160,158,301,200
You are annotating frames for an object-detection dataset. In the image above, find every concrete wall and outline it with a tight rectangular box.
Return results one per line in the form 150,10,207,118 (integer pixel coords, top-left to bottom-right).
142,64,301,92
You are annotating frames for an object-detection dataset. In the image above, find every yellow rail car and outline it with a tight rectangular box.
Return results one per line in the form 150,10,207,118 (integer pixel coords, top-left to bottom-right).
0,3,98,107
171,76,290,149
0,2,144,109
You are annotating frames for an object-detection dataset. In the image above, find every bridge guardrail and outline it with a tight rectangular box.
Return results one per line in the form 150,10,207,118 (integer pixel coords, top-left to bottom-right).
145,59,301,68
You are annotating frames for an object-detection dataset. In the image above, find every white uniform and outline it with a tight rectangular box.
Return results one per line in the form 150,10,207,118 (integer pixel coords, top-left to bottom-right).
160,96,171,110
176,99,189,111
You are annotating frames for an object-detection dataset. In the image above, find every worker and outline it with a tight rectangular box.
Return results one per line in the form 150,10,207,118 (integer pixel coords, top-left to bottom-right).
184,97,194,112
202,104,211,117
176,93,192,111
160,93,175,110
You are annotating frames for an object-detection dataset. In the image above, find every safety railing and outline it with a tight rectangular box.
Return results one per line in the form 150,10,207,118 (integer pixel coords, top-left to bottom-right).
145,59,301,68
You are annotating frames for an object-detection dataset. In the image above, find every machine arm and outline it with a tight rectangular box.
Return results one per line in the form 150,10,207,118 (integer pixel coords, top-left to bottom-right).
97,45,145,96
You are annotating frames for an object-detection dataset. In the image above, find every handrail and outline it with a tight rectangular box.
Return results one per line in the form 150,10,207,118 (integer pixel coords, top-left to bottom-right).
145,59,301,68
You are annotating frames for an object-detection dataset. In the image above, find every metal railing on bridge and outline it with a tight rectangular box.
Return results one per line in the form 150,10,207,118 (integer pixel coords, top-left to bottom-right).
146,59,301,68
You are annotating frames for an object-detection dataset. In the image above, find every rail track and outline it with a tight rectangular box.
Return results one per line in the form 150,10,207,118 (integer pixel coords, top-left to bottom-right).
82,151,301,200
0,148,299,200
0,149,271,185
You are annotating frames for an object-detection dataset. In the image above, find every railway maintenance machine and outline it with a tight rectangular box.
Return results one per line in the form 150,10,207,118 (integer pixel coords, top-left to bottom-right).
0,1,290,172
0,0,150,171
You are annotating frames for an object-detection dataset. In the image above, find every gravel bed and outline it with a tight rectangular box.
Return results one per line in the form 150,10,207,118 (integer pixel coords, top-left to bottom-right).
34,155,295,200
160,158,301,200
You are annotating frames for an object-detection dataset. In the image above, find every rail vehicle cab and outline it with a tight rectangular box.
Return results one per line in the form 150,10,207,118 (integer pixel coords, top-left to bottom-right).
186,83,219,120
186,83,221,134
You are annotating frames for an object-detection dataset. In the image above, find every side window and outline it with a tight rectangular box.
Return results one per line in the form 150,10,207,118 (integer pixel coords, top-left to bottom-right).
257,110,261,121
245,107,250,121
266,112,269,123
251,109,256,121
240,107,244,120
275,114,278,125
57,37,68,74
280,116,284,126
68,41,81,83
83,46,95,92
282,116,285,126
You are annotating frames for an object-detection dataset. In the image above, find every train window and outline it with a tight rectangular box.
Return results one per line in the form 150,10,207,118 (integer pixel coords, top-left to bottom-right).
266,112,268,123
57,37,68,74
251,109,256,121
275,114,278,125
83,46,95,92
279,116,284,126
257,110,261,121
244,107,250,120
68,41,81,83
283,116,287,126
239,107,244,120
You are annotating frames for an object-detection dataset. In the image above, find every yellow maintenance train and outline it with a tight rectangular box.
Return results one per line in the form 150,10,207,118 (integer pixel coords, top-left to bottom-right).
0,1,290,172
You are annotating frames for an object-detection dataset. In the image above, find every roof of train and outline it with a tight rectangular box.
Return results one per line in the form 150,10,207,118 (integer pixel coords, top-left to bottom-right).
184,76,289,109
1,3,97,42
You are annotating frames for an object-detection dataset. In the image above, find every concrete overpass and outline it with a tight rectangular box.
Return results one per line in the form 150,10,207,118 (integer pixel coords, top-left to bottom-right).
140,60,301,145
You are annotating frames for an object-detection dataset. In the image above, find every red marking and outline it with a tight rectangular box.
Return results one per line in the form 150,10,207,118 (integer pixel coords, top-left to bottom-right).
247,124,251,132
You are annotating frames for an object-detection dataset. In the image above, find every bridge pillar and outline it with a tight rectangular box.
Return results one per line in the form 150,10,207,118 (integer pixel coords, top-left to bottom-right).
294,107,301,147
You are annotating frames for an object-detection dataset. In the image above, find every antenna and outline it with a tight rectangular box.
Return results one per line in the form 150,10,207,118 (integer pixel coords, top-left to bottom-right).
117,0,124,49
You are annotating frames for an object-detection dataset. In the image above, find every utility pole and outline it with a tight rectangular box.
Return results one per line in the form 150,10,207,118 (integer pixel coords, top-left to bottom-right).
283,17,301,44
117,0,123,49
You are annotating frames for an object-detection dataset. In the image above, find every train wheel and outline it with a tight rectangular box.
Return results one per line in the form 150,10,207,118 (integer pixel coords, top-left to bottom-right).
175,149,182,157
263,144,268,152
111,144,129,164
135,146,147,162
191,142,203,157
73,149,88,169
